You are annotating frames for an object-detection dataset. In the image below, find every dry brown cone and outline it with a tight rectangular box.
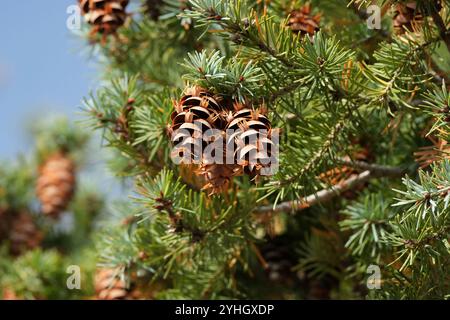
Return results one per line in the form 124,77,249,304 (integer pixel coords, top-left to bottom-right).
197,162,240,195
393,2,423,34
95,268,141,300
36,153,76,218
259,241,297,285
0,209,42,256
169,87,225,162
8,212,43,256
225,103,275,178
393,1,443,34
169,88,278,194
288,4,321,37
78,0,129,42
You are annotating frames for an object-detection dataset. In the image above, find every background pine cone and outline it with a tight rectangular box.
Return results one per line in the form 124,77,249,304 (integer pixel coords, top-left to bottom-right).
197,163,240,194
260,242,297,284
78,0,129,39
95,268,138,300
288,4,321,36
36,153,76,218
0,210,42,256
9,212,43,256
393,2,421,34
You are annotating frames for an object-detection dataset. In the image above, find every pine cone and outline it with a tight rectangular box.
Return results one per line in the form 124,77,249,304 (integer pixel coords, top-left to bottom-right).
197,163,240,195
169,88,277,194
95,268,137,300
0,210,42,256
393,2,421,34
36,153,76,218
169,87,225,164
393,1,442,34
260,242,297,284
225,104,274,176
78,0,129,40
288,4,321,36
9,212,43,256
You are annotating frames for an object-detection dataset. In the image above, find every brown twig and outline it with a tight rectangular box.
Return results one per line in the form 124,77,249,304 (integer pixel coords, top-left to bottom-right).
336,159,405,176
430,4,450,54
254,162,405,215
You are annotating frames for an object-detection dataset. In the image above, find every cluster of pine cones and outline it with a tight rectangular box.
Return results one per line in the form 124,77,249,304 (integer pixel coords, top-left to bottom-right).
0,152,75,257
168,87,276,194
76,1,444,42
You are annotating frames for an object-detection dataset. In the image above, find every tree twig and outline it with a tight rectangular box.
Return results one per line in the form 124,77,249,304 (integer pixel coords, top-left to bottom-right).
254,163,406,215
430,5,450,54
336,158,405,176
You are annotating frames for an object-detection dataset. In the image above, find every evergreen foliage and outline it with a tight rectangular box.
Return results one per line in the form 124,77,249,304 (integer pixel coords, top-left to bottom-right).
79,0,449,299
2,0,450,300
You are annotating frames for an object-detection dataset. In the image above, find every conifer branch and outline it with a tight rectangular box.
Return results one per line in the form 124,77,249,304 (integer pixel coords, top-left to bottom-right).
255,163,405,215
430,4,450,53
256,170,372,214
336,158,408,176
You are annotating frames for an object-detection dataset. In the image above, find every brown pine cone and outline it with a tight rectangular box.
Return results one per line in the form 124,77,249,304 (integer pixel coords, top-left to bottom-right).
393,2,421,34
197,162,240,195
225,104,275,177
259,242,297,285
78,0,129,40
169,88,277,194
288,4,321,36
95,268,138,300
169,86,225,164
9,212,43,256
0,210,42,256
36,153,76,218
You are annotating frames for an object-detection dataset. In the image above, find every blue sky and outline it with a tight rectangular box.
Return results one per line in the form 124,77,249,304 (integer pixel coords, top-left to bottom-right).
0,1,97,158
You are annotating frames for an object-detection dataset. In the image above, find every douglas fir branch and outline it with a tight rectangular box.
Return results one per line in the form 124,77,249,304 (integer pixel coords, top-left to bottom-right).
0,0,449,300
